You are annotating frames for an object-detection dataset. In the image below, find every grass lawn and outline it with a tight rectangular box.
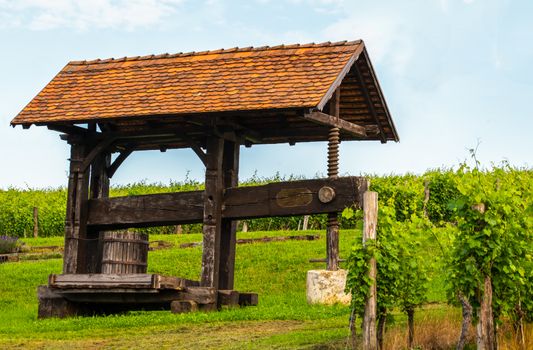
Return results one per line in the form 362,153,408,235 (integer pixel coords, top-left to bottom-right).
1,229,452,349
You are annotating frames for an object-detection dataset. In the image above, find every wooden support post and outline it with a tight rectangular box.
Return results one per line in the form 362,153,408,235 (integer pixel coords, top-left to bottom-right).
33,207,39,238
85,152,111,273
362,191,378,350
326,87,340,271
218,140,239,290
63,143,90,274
200,137,224,288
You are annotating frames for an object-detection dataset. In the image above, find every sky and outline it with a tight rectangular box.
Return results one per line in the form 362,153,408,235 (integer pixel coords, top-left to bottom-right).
0,0,531,188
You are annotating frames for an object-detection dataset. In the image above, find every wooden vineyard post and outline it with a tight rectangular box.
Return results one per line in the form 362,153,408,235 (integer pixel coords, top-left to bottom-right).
33,207,39,238
472,203,496,350
218,140,239,290
362,191,378,350
200,137,224,289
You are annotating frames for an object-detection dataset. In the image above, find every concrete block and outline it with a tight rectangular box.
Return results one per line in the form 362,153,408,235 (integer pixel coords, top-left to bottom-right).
306,269,351,305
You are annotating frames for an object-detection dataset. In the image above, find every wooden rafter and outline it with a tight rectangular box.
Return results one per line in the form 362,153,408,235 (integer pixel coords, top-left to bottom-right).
303,111,367,138
354,62,387,143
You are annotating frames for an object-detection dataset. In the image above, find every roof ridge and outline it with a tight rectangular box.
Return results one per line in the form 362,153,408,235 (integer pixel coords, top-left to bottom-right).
69,39,362,66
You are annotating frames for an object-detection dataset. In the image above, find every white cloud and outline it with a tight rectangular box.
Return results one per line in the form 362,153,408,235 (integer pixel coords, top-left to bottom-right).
322,12,414,75
0,0,185,30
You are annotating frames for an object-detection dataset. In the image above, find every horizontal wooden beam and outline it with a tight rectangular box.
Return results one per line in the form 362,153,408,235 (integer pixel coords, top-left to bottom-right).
87,191,205,229
87,177,368,230
223,177,368,219
303,111,367,138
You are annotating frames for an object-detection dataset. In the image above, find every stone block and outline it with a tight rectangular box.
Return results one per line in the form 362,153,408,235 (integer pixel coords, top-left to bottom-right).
306,269,351,305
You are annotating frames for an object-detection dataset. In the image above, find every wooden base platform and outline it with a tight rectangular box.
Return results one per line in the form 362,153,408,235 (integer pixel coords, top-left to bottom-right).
38,274,257,318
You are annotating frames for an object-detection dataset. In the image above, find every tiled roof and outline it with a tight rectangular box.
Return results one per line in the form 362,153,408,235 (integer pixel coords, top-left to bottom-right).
11,40,364,125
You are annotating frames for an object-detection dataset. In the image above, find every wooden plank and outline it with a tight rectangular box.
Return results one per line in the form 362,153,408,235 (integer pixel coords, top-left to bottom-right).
50,273,158,289
200,137,224,288
218,140,239,290
303,111,367,138
86,177,368,229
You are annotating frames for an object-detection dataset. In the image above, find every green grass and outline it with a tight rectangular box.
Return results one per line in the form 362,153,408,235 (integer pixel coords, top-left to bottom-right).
0,230,449,349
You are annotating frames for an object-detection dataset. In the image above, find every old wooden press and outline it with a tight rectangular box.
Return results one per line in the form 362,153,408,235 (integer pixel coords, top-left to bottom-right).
11,40,398,317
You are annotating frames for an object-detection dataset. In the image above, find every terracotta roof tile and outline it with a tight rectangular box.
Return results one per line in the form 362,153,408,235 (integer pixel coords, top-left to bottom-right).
12,40,364,125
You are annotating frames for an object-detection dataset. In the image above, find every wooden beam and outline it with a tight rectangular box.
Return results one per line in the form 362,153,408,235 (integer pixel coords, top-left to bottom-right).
190,143,207,167
107,148,133,178
87,191,205,229
218,140,239,290
303,111,367,138
63,143,90,274
86,152,111,273
224,176,367,219
78,137,117,172
200,137,224,289
86,177,368,229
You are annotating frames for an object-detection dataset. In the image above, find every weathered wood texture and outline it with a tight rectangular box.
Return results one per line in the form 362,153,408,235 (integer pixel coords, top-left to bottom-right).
219,140,239,290
238,292,259,306
200,137,224,288
38,285,89,319
86,152,111,273
87,191,204,228
362,191,378,350
217,290,240,308
477,276,496,350
171,300,198,314
224,176,367,219
101,232,149,274
304,110,367,138
49,273,197,290
86,177,368,229
63,143,90,274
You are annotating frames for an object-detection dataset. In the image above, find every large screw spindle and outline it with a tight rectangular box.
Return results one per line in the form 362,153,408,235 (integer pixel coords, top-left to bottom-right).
326,127,340,271
327,127,340,178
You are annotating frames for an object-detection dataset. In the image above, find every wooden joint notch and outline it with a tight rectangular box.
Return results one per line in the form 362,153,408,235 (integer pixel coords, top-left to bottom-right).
303,111,367,138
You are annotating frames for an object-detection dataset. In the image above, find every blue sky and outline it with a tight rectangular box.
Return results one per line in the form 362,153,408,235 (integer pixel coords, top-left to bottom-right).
0,0,531,188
